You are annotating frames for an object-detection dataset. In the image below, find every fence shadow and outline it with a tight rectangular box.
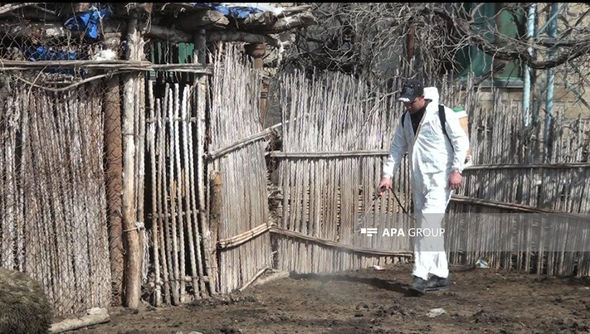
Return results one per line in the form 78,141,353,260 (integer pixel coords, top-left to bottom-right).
289,272,413,296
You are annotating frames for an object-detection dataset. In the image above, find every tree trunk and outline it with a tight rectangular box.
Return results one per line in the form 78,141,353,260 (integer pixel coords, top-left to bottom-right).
406,22,415,61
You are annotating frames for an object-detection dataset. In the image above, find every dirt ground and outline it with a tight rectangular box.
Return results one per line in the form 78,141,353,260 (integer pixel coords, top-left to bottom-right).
78,263,590,334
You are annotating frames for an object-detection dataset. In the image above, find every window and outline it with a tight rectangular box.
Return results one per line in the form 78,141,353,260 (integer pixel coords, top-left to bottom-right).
455,3,525,86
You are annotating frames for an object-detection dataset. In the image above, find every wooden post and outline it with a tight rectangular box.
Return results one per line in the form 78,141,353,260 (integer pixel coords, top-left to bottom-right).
244,43,268,125
194,28,206,64
260,77,269,126
209,171,222,291
134,33,147,304
147,81,162,306
194,29,216,295
122,15,141,309
102,32,124,306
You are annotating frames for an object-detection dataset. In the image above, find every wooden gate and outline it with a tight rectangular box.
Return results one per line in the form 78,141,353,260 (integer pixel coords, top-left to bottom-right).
207,43,272,294
145,42,272,300
146,76,215,304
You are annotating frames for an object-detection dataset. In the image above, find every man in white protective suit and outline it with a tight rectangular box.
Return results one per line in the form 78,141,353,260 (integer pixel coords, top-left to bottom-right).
377,79,469,295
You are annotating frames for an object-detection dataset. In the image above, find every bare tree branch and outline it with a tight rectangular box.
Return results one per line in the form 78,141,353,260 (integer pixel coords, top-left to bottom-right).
0,3,37,15
282,3,590,86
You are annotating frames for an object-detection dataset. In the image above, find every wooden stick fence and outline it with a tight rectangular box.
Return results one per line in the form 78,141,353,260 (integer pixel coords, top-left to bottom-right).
272,69,415,274
0,83,111,317
439,85,590,275
209,43,272,294
146,81,212,304
270,66,590,278
446,101,590,275
2,39,589,319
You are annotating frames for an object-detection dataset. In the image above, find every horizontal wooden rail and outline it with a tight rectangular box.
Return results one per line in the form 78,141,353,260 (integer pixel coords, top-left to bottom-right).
268,151,589,169
207,116,315,160
150,275,210,285
463,162,590,170
450,195,589,219
217,223,414,256
217,223,271,249
208,115,318,160
146,117,198,123
268,150,590,168
146,210,199,220
0,60,213,73
269,226,413,257
208,127,276,160
269,150,389,158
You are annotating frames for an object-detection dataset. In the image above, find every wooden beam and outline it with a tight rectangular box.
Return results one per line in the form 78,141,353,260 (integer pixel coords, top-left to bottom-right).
208,128,275,160
0,7,60,20
269,150,389,158
281,5,313,15
49,308,110,333
194,28,207,64
176,10,229,31
255,12,317,34
152,3,209,16
0,60,212,75
0,20,187,42
463,162,590,170
242,11,277,26
192,29,210,298
217,223,270,249
207,120,289,160
144,23,192,42
250,270,290,287
238,266,270,292
0,20,129,42
451,195,590,219
57,2,92,16
244,43,268,124
0,21,283,49
406,21,415,61
208,30,279,48
0,22,73,41
0,3,37,15
270,226,413,257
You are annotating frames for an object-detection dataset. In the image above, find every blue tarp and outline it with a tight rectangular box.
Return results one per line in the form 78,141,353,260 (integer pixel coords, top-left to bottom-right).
25,46,77,62
64,4,111,39
24,46,87,76
192,3,263,19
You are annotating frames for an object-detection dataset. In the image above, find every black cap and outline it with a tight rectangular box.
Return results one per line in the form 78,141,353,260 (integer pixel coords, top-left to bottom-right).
398,79,424,103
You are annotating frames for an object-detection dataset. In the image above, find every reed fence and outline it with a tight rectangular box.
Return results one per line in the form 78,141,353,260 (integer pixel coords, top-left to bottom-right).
0,80,111,317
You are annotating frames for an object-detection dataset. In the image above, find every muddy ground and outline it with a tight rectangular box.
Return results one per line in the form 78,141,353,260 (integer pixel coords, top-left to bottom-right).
78,263,590,334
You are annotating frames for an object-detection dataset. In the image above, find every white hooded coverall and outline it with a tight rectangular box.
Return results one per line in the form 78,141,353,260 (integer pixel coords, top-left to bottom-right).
382,87,469,280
